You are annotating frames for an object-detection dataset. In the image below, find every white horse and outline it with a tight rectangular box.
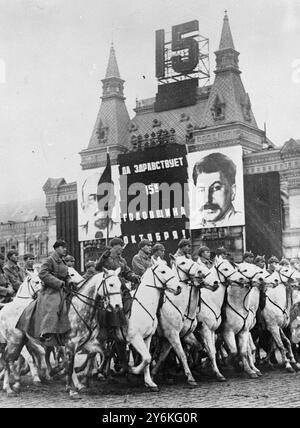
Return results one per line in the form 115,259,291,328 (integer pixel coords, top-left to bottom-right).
151,255,219,386
261,266,300,372
123,262,182,391
0,272,47,394
221,262,269,378
196,258,250,381
64,268,123,398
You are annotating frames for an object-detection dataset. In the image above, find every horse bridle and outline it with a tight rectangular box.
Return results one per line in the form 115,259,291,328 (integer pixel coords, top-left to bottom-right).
17,276,40,300
143,264,181,296
173,260,203,287
214,261,241,286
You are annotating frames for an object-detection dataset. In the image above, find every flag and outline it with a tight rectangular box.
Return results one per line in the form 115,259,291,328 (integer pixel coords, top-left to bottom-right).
97,152,112,212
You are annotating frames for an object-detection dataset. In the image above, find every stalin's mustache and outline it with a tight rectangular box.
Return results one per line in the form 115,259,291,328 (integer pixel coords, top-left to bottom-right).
202,203,220,211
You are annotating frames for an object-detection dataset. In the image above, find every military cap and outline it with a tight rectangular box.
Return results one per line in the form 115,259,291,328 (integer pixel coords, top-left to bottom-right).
7,250,18,259
198,246,210,256
53,239,67,249
268,256,279,264
85,260,96,269
279,258,290,266
243,251,254,260
109,237,124,247
138,239,152,250
65,255,75,262
178,239,191,249
152,243,165,253
24,253,35,261
254,255,265,264
215,247,227,256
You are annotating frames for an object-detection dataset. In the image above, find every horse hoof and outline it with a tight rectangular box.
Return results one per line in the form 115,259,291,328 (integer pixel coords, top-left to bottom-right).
12,384,21,393
145,384,159,392
249,372,259,379
255,370,263,377
33,380,42,387
291,363,300,372
6,390,17,397
69,390,82,400
286,366,295,374
216,375,226,382
77,385,87,393
187,380,198,388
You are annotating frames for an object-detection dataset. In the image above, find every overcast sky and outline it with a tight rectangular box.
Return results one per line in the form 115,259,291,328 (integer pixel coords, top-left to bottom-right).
0,0,299,205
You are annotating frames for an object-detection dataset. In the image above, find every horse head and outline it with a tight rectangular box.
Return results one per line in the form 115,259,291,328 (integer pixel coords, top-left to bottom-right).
99,267,123,310
170,254,204,287
237,262,269,289
212,259,248,287
15,273,42,299
150,261,182,296
279,266,300,289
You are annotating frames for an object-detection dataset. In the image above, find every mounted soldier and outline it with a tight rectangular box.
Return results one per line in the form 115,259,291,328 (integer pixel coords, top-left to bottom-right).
3,250,25,295
23,253,39,278
151,243,166,265
96,237,139,375
242,251,255,264
0,253,14,304
96,238,140,311
132,240,152,276
197,245,212,269
174,239,192,259
16,239,73,347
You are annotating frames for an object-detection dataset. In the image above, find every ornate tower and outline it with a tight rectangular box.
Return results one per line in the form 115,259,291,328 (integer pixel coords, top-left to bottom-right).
201,12,264,152
80,43,131,169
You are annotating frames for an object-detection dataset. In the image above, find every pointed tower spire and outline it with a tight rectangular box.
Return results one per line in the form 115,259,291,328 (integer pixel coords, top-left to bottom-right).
202,13,258,129
219,11,235,50
105,43,120,78
82,42,130,159
215,11,240,74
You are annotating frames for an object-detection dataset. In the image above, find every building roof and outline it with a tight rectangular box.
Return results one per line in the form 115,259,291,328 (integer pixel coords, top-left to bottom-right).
87,44,130,151
219,12,235,50
0,199,48,223
129,13,259,146
105,43,121,79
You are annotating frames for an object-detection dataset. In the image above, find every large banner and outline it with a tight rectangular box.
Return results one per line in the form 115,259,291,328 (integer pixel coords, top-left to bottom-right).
118,143,190,260
77,162,121,242
188,146,245,229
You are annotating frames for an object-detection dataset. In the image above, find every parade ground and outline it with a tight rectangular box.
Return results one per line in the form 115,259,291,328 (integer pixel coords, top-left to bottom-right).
1,367,299,408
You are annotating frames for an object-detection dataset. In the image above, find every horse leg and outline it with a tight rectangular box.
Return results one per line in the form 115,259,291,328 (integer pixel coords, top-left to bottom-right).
64,343,81,398
222,328,239,370
163,329,197,387
143,335,159,391
268,325,294,373
237,330,259,378
198,325,226,382
151,339,172,377
25,339,51,382
127,334,153,379
280,328,300,371
247,334,262,376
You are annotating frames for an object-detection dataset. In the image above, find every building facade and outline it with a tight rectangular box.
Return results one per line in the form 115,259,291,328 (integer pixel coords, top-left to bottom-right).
42,13,300,267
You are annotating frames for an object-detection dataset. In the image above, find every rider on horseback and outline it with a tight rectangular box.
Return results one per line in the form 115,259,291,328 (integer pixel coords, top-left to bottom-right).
16,240,74,347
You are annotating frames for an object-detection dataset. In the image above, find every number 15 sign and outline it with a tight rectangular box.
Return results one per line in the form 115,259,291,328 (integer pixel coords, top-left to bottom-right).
156,20,199,80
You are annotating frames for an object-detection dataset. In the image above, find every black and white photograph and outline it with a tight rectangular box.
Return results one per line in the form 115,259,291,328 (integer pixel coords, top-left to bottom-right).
0,0,300,411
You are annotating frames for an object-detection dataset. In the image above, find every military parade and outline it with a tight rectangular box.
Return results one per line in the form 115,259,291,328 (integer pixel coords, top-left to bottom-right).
1,0,300,409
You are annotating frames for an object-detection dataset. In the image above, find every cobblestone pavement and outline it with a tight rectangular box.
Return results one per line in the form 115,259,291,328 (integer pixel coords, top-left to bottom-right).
0,366,300,408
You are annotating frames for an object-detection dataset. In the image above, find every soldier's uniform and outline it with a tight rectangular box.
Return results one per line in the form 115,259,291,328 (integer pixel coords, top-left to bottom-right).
132,240,152,276
0,265,14,303
3,260,25,294
173,239,192,259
